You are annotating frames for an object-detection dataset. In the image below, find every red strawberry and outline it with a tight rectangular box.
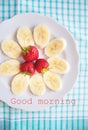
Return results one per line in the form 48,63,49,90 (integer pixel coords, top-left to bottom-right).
35,58,49,73
22,46,39,61
20,61,35,75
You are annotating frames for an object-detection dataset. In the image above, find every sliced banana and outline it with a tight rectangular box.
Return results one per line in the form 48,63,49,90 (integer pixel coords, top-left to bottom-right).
0,60,20,76
1,40,22,59
34,24,50,48
48,57,70,74
17,26,34,48
29,74,46,96
45,38,66,57
43,71,62,91
11,73,30,95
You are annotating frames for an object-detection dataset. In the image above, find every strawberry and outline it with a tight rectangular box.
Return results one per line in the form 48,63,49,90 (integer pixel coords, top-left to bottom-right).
20,61,35,75
22,46,39,61
35,58,49,73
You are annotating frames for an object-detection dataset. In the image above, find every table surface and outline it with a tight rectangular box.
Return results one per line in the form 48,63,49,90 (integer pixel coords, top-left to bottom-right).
0,0,88,130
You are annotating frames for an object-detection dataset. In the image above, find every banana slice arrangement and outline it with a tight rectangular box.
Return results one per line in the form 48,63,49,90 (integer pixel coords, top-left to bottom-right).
0,24,70,96
34,24,50,48
43,71,62,91
29,74,46,96
17,26,34,47
1,40,22,59
48,57,70,74
0,60,20,76
11,73,30,95
45,39,66,57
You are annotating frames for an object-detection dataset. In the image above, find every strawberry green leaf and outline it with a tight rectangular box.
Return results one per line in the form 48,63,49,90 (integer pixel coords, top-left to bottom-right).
41,68,49,74
23,71,30,75
22,47,30,54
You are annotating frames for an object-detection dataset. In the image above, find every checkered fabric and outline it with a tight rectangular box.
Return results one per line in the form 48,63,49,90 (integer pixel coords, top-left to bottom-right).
0,0,88,130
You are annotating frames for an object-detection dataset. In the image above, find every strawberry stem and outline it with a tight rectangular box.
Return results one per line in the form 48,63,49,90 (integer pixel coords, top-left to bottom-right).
22,47,30,54
41,68,49,74
23,71,30,75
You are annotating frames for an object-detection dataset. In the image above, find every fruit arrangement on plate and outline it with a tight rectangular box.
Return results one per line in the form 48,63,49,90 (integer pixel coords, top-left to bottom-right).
0,24,70,96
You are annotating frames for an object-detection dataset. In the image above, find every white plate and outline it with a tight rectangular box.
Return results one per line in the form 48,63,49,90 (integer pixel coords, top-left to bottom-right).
0,13,79,111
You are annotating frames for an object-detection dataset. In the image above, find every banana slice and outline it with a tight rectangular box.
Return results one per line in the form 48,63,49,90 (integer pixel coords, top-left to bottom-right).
43,71,62,91
11,73,30,95
34,24,50,48
1,40,22,58
48,57,70,74
0,60,20,76
45,38,66,57
17,26,34,48
29,74,46,96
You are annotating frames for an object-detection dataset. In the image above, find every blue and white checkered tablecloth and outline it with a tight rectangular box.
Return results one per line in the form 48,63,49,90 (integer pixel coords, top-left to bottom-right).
0,0,88,130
